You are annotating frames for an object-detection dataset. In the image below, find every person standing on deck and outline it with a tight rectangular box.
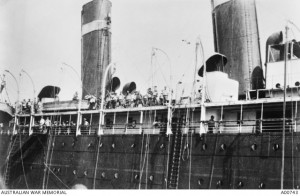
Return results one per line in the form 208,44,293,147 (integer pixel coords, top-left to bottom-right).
208,115,215,133
162,86,168,105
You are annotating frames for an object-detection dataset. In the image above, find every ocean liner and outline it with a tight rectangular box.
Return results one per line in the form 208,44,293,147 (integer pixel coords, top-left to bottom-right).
0,0,300,189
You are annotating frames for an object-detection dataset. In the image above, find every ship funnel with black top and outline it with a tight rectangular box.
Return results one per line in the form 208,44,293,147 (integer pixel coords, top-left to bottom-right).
81,0,112,98
211,0,263,96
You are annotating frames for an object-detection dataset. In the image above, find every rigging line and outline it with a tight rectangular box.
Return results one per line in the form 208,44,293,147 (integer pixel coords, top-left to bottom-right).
92,136,102,189
42,131,53,189
208,134,219,189
5,88,17,103
145,133,150,189
138,125,145,189
145,110,152,189
189,109,194,189
140,55,168,89
5,134,18,162
139,67,164,91
45,128,56,189
139,130,149,189
165,134,171,189
288,20,300,36
292,100,297,188
19,134,29,189
4,134,18,184
155,57,170,87
43,164,70,189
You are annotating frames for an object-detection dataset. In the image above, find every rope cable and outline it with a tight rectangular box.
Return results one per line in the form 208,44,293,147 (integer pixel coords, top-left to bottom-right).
43,164,70,189
19,134,29,189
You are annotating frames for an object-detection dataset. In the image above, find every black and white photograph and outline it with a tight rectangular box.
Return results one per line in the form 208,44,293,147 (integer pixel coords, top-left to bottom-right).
0,0,300,192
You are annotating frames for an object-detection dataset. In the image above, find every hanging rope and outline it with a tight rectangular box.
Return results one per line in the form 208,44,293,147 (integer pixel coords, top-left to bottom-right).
138,127,145,189
45,127,57,189
42,131,53,189
188,128,193,189
4,135,18,186
138,123,150,189
145,134,150,189
165,133,171,189
43,164,70,189
19,134,29,189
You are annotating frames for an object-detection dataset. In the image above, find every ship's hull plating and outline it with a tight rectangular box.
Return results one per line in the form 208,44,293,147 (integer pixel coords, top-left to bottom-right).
1,132,299,189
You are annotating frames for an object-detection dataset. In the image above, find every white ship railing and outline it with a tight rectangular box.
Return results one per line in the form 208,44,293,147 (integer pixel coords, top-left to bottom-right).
3,118,298,136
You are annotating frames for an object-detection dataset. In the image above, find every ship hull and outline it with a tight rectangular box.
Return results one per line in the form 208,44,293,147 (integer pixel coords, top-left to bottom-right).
1,132,299,189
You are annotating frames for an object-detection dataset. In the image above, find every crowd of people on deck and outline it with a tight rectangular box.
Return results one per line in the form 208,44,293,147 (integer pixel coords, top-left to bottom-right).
11,85,202,114
102,86,169,109
85,86,202,110
29,116,91,134
12,98,43,114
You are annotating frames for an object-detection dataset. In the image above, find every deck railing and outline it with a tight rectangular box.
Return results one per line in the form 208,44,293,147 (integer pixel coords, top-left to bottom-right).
2,118,298,136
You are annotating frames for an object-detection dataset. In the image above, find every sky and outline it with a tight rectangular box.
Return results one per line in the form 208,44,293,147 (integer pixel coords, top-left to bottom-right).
0,0,300,104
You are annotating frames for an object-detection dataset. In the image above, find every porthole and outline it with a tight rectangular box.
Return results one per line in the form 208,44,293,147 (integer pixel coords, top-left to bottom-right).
273,144,279,151
202,143,207,151
258,182,265,189
216,180,222,188
88,143,94,148
197,178,204,186
149,175,154,181
296,144,300,151
251,144,257,151
220,144,226,151
237,181,244,188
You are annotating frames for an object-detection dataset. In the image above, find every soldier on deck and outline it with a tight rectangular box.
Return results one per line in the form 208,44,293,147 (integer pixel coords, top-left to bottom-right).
22,99,27,114
73,91,79,100
131,91,137,107
162,86,168,105
26,99,32,113
39,117,45,133
147,88,153,106
45,117,51,133
126,91,132,107
118,92,125,108
208,115,215,134
153,86,158,105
